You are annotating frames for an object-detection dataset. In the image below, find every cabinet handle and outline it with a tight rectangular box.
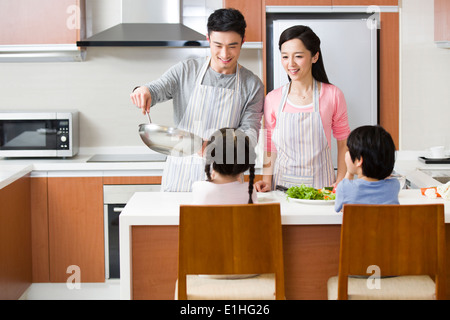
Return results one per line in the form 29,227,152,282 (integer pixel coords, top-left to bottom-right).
113,207,124,213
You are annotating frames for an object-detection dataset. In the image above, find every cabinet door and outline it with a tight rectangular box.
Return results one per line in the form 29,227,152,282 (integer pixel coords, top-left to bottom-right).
332,0,398,5
48,177,104,282
379,12,399,148
0,177,31,300
224,0,262,42
0,0,83,45
103,176,162,185
266,0,332,5
435,0,450,42
31,177,50,283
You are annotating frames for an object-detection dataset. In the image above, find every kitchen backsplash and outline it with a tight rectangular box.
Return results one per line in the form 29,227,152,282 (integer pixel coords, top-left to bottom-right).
0,47,262,149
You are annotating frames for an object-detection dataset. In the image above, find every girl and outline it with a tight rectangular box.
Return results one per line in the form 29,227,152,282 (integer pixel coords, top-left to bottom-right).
255,25,350,192
191,128,257,204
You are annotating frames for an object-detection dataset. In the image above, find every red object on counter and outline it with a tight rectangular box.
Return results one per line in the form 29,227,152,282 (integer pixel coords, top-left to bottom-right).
421,187,441,197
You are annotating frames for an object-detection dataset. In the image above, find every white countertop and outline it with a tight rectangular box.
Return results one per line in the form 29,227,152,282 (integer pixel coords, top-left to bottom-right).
0,148,166,187
0,149,448,189
120,189,450,226
118,189,450,299
0,150,166,172
0,164,33,189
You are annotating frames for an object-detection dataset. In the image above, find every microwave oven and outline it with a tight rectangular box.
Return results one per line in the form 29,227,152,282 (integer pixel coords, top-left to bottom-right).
0,110,79,158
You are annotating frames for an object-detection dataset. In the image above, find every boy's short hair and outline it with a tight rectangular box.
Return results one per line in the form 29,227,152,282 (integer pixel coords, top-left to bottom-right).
347,125,396,180
207,8,246,40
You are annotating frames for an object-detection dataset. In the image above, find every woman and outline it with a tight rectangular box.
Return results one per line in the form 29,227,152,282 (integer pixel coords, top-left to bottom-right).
255,25,350,192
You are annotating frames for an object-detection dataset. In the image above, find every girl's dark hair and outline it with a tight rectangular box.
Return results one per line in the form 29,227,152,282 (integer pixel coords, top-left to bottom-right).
347,125,396,180
279,25,330,84
204,128,256,204
207,8,246,40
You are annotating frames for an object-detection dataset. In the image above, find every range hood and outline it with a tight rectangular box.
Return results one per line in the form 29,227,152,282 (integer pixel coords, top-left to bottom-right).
77,0,209,48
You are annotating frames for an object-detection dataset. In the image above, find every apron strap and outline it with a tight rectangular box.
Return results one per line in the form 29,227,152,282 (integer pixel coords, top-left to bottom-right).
196,56,212,86
276,79,320,118
197,57,241,90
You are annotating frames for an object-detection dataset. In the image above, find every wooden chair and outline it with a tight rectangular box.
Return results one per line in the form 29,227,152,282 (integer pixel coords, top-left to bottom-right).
176,203,285,300
328,204,446,300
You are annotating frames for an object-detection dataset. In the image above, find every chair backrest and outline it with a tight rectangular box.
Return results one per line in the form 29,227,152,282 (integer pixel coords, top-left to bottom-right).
337,204,446,299
177,203,285,300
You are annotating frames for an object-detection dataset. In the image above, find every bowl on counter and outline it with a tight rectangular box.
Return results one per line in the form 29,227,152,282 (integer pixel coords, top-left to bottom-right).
389,174,406,190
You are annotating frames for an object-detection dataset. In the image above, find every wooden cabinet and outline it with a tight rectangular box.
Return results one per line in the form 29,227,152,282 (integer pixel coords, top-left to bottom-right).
31,176,105,283
103,176,162,185
332,0,397,5
435,0,450,46
266,0,331,5
31,174,162,283
223,0,262,42
31,177,50,283
265,0,398,6
47,177,104,282
0,176,32,300
379,12,399,148
0,0,85,45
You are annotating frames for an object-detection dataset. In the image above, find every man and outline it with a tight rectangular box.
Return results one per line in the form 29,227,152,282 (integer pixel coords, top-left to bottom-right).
130,8,264,192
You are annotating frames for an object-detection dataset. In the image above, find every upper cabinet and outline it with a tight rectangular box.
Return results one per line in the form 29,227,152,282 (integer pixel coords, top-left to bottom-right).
265,0,332,5
224,0,262,44
265,0,397,5
435,0,450,48
332,0,397,5
0,0,85,62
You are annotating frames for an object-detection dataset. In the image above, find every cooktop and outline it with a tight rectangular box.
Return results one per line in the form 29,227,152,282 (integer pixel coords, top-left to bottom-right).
87,154,167,163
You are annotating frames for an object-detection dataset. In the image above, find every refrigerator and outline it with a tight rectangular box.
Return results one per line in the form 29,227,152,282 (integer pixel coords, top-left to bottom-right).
266,12,379,167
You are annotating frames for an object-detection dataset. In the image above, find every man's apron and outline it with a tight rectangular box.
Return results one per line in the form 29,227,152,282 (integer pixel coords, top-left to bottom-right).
161,57,242,192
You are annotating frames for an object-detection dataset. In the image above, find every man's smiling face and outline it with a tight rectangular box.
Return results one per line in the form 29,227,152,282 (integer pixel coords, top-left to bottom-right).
207,31,244,75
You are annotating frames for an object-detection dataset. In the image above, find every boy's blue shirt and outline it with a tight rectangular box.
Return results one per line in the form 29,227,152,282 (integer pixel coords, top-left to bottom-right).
334,178,401,212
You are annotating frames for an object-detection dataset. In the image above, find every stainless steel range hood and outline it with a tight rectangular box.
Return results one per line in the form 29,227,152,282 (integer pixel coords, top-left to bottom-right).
77,0,209,48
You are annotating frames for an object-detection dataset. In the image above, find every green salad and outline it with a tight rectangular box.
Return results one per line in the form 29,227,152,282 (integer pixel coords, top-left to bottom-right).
286,184,336,201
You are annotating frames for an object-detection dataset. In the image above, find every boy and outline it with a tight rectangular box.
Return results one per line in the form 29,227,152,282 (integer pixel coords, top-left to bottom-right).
334,125,400,212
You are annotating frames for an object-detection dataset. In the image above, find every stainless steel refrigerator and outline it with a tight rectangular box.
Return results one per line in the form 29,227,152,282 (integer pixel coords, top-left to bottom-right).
266,11,379,167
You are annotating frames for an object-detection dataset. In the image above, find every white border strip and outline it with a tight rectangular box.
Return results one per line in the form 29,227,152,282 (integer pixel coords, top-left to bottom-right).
0,44,81,52
0,45,85,62
266,5,398,13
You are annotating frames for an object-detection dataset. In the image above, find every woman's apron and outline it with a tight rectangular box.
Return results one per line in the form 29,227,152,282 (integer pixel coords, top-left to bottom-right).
272,80,335,190
161,57,242,192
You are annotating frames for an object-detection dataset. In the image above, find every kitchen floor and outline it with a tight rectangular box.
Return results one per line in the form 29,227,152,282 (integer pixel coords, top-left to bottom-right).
20,280,120,300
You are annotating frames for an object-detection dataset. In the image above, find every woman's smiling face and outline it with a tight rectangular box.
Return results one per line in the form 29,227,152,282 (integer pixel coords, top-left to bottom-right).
280,38,318,81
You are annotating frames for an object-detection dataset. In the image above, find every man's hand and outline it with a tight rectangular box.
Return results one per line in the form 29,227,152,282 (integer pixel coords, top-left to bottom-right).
130,86,152,114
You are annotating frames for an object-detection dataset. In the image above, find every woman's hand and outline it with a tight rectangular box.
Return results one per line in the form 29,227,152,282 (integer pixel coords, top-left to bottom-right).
130,86,152,114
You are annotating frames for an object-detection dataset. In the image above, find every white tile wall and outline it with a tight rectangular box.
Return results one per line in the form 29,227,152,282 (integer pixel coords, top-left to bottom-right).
400,0,450,151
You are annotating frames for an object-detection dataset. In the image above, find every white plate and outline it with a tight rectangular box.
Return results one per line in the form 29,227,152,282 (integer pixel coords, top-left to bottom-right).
288,197,335,205
426,155,449,160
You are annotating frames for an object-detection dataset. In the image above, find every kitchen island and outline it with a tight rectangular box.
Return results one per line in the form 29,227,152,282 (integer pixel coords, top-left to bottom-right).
119,189,450,300
0,149,449,299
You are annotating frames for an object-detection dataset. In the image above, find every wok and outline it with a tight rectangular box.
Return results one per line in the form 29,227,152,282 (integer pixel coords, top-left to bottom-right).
139,113,203,157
